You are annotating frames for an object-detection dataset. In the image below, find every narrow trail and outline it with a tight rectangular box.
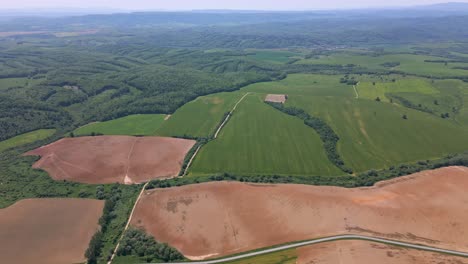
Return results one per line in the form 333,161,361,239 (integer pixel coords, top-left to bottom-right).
353,82,359,99
183,145,202,176
213,92,251,139
107,182,149,264
181,92,251,176
154,234,468,264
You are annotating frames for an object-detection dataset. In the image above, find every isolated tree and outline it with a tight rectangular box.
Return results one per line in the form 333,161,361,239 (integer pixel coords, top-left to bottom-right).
375,97,381,102
402,114,408,120
434,100,439,105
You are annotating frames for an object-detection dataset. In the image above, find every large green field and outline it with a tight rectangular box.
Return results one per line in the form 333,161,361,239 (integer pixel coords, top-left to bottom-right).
242,74,468,173
246,50,301,64
0,129,56,153
225,249,297,264
190,93,343,176
297,53,468,77
74,114,167,136
156,92,244,138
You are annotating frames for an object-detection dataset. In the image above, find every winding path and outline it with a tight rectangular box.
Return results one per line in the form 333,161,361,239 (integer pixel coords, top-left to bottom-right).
154,234,468,264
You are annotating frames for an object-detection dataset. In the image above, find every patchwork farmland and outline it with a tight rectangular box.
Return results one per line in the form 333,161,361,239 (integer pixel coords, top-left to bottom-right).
131,167,468,260
1,9,468,264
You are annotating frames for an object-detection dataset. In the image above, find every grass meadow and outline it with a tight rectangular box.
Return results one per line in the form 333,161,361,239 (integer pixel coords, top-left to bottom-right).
74,114,167,136
0,129,56,153
297,53,468,77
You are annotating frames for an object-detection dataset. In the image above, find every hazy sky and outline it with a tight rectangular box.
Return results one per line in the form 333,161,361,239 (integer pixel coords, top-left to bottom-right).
1,0,467,11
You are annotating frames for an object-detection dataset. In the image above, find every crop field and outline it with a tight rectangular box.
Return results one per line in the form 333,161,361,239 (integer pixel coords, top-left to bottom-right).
131,166,468,260
241,74,468,172
0,198,104,264
356,79,439,102
297,53,468,77
157,92,244,138
0,129,55,153
25,136,195,184
74,114,167,136
295,240,468,264
246,50,301,64
224,240,468,264
189,93,342,176
243,74,354,97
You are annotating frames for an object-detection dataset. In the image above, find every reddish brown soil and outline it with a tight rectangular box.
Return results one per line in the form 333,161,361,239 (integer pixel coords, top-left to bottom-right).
265,94,287,103
130,166,468,260
25,136,195,184
0,198,104,264
297,240,468,264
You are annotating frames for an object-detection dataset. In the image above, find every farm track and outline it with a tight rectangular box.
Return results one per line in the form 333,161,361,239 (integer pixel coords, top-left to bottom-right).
353,82,359,99
108,182,149,264
182,92,251,175
154,234,468,264
213,92,251,139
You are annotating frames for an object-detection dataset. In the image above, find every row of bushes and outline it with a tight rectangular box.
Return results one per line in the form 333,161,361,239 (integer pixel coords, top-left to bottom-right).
116,228,184,262
85,186,121,264
265,102,353,174
147,152,468,190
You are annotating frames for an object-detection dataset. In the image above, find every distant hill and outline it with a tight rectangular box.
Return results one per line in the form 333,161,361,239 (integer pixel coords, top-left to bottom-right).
412,2,468,12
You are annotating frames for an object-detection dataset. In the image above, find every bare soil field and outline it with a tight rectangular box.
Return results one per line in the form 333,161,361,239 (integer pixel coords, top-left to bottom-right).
131,166,468,260
264,94,287,103
0,198,104,264
25,136,195,184
297,240,468,264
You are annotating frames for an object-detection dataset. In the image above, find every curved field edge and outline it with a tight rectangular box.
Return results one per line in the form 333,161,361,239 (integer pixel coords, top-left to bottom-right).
147,152,468,189
0,129,56,153
188,93,343,176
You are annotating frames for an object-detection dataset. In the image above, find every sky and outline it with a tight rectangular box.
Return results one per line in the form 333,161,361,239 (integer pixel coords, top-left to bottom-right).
1,0,467,11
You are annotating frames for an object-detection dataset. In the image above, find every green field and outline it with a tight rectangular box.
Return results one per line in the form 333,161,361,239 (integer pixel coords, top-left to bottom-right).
225,249,297,264
247,50,301,64
157,92,243,138
74,114,167,136
298,53,468,77
0,129,55,153
357,79,438,102
190,94,343,176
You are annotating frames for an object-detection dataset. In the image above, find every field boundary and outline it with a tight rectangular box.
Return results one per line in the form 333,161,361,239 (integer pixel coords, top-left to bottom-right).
152,234,468,264
108,182,149,264
213,92,251,139
183,145,202,176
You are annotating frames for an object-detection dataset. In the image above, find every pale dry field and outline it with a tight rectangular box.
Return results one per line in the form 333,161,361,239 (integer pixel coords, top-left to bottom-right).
25,136,196,184
131,166,468,260
0,198,104,264
264,94,287,103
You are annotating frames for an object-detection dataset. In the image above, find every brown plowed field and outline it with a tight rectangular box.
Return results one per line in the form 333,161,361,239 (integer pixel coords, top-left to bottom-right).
0,198,104,264
265,94,287,103
131,166,468,260
297,240,468,264
25,136,196,184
